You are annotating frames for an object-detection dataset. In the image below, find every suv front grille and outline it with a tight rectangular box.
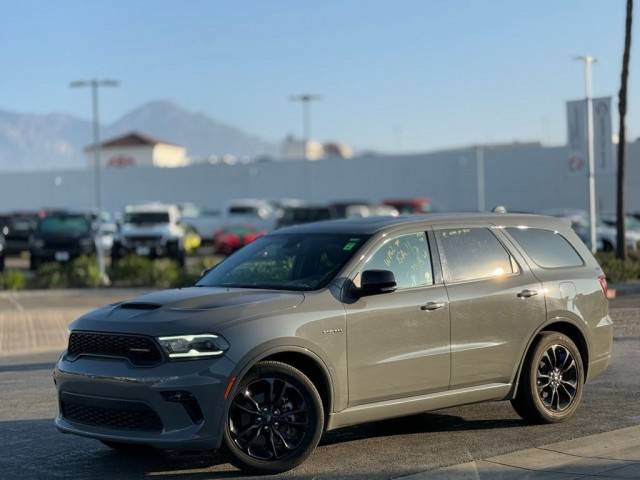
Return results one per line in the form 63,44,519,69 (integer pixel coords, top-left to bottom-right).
67,332,163,366
126,235,161,244
61,398,163,432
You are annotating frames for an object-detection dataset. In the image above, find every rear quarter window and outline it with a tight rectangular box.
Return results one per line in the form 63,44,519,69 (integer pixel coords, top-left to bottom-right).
507,227,583,268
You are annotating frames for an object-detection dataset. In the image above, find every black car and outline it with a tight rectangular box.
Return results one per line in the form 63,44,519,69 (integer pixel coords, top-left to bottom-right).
29,213,96,270
276,206,336,229
0,213,39,255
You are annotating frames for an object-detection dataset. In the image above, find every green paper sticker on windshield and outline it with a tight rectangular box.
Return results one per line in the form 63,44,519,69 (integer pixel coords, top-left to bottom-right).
343,241,357,251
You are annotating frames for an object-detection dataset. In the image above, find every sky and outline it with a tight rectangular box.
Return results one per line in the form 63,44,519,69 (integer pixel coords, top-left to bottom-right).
0,0,637,152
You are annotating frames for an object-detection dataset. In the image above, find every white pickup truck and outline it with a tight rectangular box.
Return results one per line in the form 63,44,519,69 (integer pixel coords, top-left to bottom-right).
112,203,186,265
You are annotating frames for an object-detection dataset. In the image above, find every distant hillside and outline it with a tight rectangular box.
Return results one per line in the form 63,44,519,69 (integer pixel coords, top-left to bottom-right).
0,100,277,171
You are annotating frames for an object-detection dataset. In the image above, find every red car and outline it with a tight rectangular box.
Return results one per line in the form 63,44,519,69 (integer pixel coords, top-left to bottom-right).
213,225,266,255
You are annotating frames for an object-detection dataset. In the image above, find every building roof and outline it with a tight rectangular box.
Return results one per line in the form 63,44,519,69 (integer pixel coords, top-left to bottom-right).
275,213,567,235
85,132,180,150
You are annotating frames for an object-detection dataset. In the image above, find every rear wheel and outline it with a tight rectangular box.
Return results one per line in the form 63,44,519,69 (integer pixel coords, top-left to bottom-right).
223,361,324,474
511,332,584,424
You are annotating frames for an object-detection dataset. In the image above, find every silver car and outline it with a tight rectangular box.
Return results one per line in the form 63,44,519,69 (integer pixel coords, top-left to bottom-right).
54,213,613,474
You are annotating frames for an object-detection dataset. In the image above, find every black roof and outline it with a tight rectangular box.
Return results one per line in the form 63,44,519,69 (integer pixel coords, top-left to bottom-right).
274,212,552,236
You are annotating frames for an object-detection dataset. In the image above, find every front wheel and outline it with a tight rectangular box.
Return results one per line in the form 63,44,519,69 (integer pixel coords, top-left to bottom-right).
511,332,584,424
223,361,324,474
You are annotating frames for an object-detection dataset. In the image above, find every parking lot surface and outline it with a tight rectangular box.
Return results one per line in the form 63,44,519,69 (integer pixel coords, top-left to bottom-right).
0,293,638,479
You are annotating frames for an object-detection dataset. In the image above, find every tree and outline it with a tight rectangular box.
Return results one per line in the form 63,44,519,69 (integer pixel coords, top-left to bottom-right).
616,0,633,260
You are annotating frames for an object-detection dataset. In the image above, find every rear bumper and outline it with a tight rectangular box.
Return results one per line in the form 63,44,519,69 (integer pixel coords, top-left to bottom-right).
587,313,614,382
53,353,236,450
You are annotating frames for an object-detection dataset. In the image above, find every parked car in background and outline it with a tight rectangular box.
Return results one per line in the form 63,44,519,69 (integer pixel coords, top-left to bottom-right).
367,204,400,217
183,225,202,253
544,208,639,251
327,201,400,219
88,211,117,253
383,197,432,214
601,215,640,237
0,233,5,271
112,203,187,266
276,206,336,229
213,224,266,255
224,199,279,231
179,205,224,242
29,212,96,270
0,212,39,255
55,213,612,474
329,200,371,219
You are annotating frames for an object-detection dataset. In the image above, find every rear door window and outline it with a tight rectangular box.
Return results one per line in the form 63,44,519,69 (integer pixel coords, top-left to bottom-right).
506,227,583,268
436,227,517,282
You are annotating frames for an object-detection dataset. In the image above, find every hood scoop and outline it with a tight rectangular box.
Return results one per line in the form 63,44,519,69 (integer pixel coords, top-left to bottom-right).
119,302,162,311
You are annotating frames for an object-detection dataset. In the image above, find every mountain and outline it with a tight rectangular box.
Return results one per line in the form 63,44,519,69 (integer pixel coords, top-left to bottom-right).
104,101,276,159
0,110,91,170
0,101,277,171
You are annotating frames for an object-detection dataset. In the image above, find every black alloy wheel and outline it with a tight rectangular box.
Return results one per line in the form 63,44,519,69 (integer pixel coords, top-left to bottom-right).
223,361,324,474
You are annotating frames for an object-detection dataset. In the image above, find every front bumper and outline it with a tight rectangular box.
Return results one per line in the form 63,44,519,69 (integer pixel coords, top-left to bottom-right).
115,238,180,258
31,245,94,262
53,353,236,450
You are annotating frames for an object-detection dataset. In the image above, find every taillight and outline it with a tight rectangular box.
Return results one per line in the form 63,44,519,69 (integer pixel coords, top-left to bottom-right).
598,274,608,296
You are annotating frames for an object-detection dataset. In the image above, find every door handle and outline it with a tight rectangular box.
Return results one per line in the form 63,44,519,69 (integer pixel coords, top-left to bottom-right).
517,289,538,298
420,301,446,311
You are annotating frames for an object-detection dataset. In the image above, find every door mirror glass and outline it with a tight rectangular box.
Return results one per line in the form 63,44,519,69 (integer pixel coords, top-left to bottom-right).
358,269,397,296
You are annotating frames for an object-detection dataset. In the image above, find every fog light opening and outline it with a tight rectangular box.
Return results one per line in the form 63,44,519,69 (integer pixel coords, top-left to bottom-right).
161,391,204,424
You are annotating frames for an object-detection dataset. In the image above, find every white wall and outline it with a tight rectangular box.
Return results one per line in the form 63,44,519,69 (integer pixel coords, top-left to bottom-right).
1,142,637,216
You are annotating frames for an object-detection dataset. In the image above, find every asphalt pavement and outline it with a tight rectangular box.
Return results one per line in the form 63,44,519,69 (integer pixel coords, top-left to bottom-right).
0,294,638,479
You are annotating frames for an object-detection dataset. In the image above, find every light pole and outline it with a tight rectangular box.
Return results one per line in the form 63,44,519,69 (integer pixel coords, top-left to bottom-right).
289,94,322,159
574,55,598,253
476,145,486,212
70,79,119,284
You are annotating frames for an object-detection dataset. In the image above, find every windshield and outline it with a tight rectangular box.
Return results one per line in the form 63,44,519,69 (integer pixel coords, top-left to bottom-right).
38,215,91,236
125,212,170,224
197,233,369,291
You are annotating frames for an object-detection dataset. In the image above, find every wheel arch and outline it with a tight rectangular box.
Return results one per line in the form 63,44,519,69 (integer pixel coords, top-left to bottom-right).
510,318,590,398
225,344,335,425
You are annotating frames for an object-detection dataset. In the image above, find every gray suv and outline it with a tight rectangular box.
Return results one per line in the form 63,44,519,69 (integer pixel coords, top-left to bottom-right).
54,214,613,474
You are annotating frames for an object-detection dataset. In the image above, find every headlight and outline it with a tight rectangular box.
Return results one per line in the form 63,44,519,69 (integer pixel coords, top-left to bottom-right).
157,334,229,359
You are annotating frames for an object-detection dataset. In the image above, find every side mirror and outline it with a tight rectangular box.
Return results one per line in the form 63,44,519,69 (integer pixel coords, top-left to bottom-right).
357,269,397,296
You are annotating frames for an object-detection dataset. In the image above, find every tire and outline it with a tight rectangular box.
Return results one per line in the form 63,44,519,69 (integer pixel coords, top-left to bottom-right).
167,241,186,267
110,243,122,266
29,255,40,271
223,361,324,474
0,254,4,272
511,332,584,424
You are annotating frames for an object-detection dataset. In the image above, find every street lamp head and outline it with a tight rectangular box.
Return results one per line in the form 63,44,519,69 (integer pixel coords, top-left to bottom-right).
289,94,322,102
69,79,120,88
99,79,120,87
573,55,598,64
